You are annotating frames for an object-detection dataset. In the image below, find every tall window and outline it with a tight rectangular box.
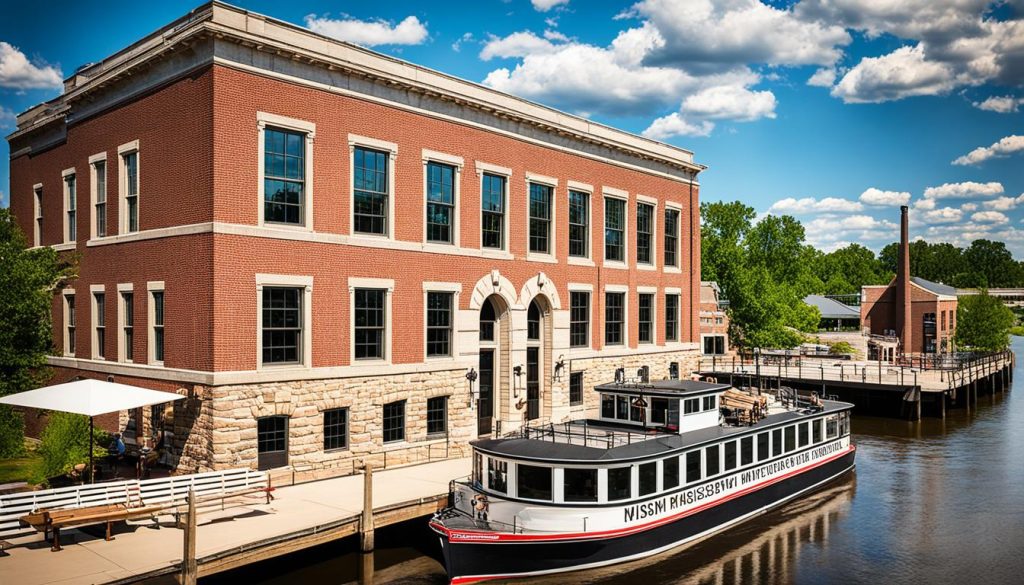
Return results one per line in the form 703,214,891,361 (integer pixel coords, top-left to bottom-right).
34,187,43,247
121,292,134,362
605,292,624,345
426,161,455,243
604,197,624,262
665,294,679,342
638,293,653,344
354,288,386,360
383,400,405,443
66,295,76,355
323,408,348,451
527,300,541,341
257,416,288,470
262,287,302,365
353,146,389,235
93,293,105,359
568,190,589,257
481,173,505,249
529,183,552,254
124,151,139,232
152,291,165,363
637,202,654,265
263,128,305,225
427,396,448,435
570,371,583,406
569,291,590,348
426,291,453,357
664,208,679,267
65,173,76,242
94,161,107,237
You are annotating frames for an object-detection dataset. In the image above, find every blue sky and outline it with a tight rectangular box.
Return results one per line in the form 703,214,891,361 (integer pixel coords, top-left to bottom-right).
2,0,1022,255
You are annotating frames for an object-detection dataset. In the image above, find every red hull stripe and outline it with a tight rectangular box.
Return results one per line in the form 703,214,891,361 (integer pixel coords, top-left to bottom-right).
433,444,854,544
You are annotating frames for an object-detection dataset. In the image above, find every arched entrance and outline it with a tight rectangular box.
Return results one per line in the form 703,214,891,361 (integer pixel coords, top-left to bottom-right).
524,295,552,422
478,295,510,436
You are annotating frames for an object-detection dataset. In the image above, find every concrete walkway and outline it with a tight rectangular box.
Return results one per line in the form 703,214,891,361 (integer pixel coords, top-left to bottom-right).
0,458,470,585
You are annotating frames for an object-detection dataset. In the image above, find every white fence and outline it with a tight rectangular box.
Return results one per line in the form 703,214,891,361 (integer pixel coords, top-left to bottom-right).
0,468,267,538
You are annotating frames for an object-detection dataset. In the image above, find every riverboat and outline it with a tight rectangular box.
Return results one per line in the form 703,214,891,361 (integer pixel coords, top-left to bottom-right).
430,376,856,584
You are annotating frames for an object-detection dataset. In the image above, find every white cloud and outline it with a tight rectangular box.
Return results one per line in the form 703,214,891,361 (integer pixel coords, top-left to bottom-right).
971,210,1009,223
767,196,862,215
451,32,474,53
680,85,777,121
973,95,1024,113
544,29,570,42
807,67,837,87
0,190,5,207
922,207,963,224
480,31,560,60
642,113,714,139
0,41,62,90
952,135,1024,166
859,187,910,206
912,197,937,211
532,0,570,12
831,45,956,103
961,202,978,211
0,105,15,128
304,14,428,46
803,214,898,249
923,181,1004,199
982,196,1021,211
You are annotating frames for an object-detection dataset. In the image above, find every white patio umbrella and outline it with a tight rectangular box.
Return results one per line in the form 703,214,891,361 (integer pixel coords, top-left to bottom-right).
0,378,186,482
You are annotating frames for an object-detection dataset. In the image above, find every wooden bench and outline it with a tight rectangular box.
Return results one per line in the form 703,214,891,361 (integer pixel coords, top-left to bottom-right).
21,502,165,551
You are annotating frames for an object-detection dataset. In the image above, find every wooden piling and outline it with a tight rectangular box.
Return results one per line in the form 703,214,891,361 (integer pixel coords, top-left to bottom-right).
181,488,197,585
361,465,374,552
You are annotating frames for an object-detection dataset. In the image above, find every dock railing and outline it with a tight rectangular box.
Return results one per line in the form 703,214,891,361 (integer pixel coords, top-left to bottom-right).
503,420,660,450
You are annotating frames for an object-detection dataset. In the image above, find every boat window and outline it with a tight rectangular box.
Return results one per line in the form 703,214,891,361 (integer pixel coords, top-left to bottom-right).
772,429,783,456
799,422,809,447
488,459,507,493
630,399,643,423
826,415,838,439
784,426,796,452
608,467,632,501
639,462,657,496
839,411,851,436
683,398,700,414
706,445,720,477
757,432,769,461
667,400,680,428
517,464,552,501
702,395,716,411
813,419,822,443
685,451,701,484
724,441,737,471
651,397,669,424
564,468,598,502
601,394,615,419
663,456,680,490
616,395,630,420
741,436,754,466
473,453,483,487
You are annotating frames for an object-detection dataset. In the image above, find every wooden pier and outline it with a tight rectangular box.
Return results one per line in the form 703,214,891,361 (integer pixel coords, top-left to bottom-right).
700,350,1014,420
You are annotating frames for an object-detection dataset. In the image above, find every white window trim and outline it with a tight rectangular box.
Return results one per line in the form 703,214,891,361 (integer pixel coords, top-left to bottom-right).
90,284,105,360
701,333,729,356
637,286,658,345
567,182,594,266
117,140,140,235
526,173,558,262
116,283,134,363
422,281,462,361
62,288,76,357
62,168,76,244
348,277,395,365
89,152,107,240
568,283,594,351
665,287,683,344
476,162,512,257
257,112,316,230
664,201,683,273
636,195,658,271
349,134,398,240
602,189,628,270
256,274,314,371
604,284,629,348
422,150,463,248
32,183,43,248
147,281,165,365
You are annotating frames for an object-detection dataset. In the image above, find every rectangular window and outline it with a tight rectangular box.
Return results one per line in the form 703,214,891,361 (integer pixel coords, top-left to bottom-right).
607,466,632,501
638,293,653,344
604,197,625,262
123,151,139,232
569,371,584,406
34,187,43,247
528,183,552,254
741,436,753,466
665,294,679,342
684,397,700,414
637,202,653,264
427,396,448,435
354,288,386,360
570,291,590,348
323,408,348,451
65,173,76,242
685,451,701,484
93,293,105,359
517,464,552,501
121,292,133,362
426,161,455,243
663,456,680,490
785,425,796,452
563,468,598,502
705,445,720,477
152,291,164,363
826,416,838,439
703,395,717,411
257,416,288,470
66,295,76,355
262,287,302,365
639,461,657,496
724,441,737,471
481,173,505,249
488,458,508,493
383,400,405,443
426,291,453,357
757,432,769,460
664,208,679,267
799,422,809,447
813,419,822,443
568,190,589,258
772,428,783,456
605,292,624,345
263,128,305,225
601,394,615,418
353,146,389,235
94,161,106,237
704,335,727,355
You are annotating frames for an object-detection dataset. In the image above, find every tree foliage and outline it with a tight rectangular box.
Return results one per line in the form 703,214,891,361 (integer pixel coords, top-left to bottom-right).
879,238,1024,289
35,411,108,482
955,290,1014,352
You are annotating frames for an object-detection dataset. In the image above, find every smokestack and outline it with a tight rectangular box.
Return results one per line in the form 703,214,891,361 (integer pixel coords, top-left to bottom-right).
899,205,912,356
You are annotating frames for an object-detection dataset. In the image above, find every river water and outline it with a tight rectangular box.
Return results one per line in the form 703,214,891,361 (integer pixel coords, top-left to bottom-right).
203,337,1024,585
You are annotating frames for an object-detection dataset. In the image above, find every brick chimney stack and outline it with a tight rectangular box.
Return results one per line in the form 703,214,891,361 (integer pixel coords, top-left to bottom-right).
898,205,912,356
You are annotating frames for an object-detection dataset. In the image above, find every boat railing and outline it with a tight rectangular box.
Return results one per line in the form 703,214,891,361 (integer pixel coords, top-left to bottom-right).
504,420,660,450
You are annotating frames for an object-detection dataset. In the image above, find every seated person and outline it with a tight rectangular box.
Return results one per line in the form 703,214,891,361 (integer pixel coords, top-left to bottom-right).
112,433,126,456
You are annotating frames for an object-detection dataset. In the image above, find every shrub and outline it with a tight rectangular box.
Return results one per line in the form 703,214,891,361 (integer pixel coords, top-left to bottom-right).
0,405,26,458
828,341,856,355
35,412,108,481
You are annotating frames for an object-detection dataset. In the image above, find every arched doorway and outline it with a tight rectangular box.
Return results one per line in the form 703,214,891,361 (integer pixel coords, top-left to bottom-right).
525,296,552,422
478,295,510,436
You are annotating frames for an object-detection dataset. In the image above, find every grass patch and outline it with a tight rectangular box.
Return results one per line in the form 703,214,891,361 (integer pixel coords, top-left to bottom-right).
0,445,43,485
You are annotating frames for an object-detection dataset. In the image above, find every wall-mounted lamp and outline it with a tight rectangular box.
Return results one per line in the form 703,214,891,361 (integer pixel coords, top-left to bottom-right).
513,364,523,397
614,367,626,384
553,354,565,382
466,367,478,407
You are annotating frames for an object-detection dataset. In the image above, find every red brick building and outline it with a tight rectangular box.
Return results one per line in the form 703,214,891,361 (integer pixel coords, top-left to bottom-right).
699,281,729,355
7,3,705,474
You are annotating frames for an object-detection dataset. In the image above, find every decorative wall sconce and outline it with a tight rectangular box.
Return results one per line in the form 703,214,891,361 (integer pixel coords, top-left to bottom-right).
466,367,478,407
553,354,565,382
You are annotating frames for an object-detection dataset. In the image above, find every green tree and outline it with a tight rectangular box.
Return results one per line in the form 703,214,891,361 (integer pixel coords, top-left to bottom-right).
34,411,108,481
963,239,1024,288
0,208,77,457
955,291,1014,352
813,243,890,295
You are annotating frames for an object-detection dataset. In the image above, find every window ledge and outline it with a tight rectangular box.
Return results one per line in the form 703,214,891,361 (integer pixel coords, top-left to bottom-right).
637,264,657,271
663,266,682,274
423,242,458,253
479,249,514,260
53,242,76,251
602,261,628,270
567,256,595,267
260,221,313,232
526,253,558,264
